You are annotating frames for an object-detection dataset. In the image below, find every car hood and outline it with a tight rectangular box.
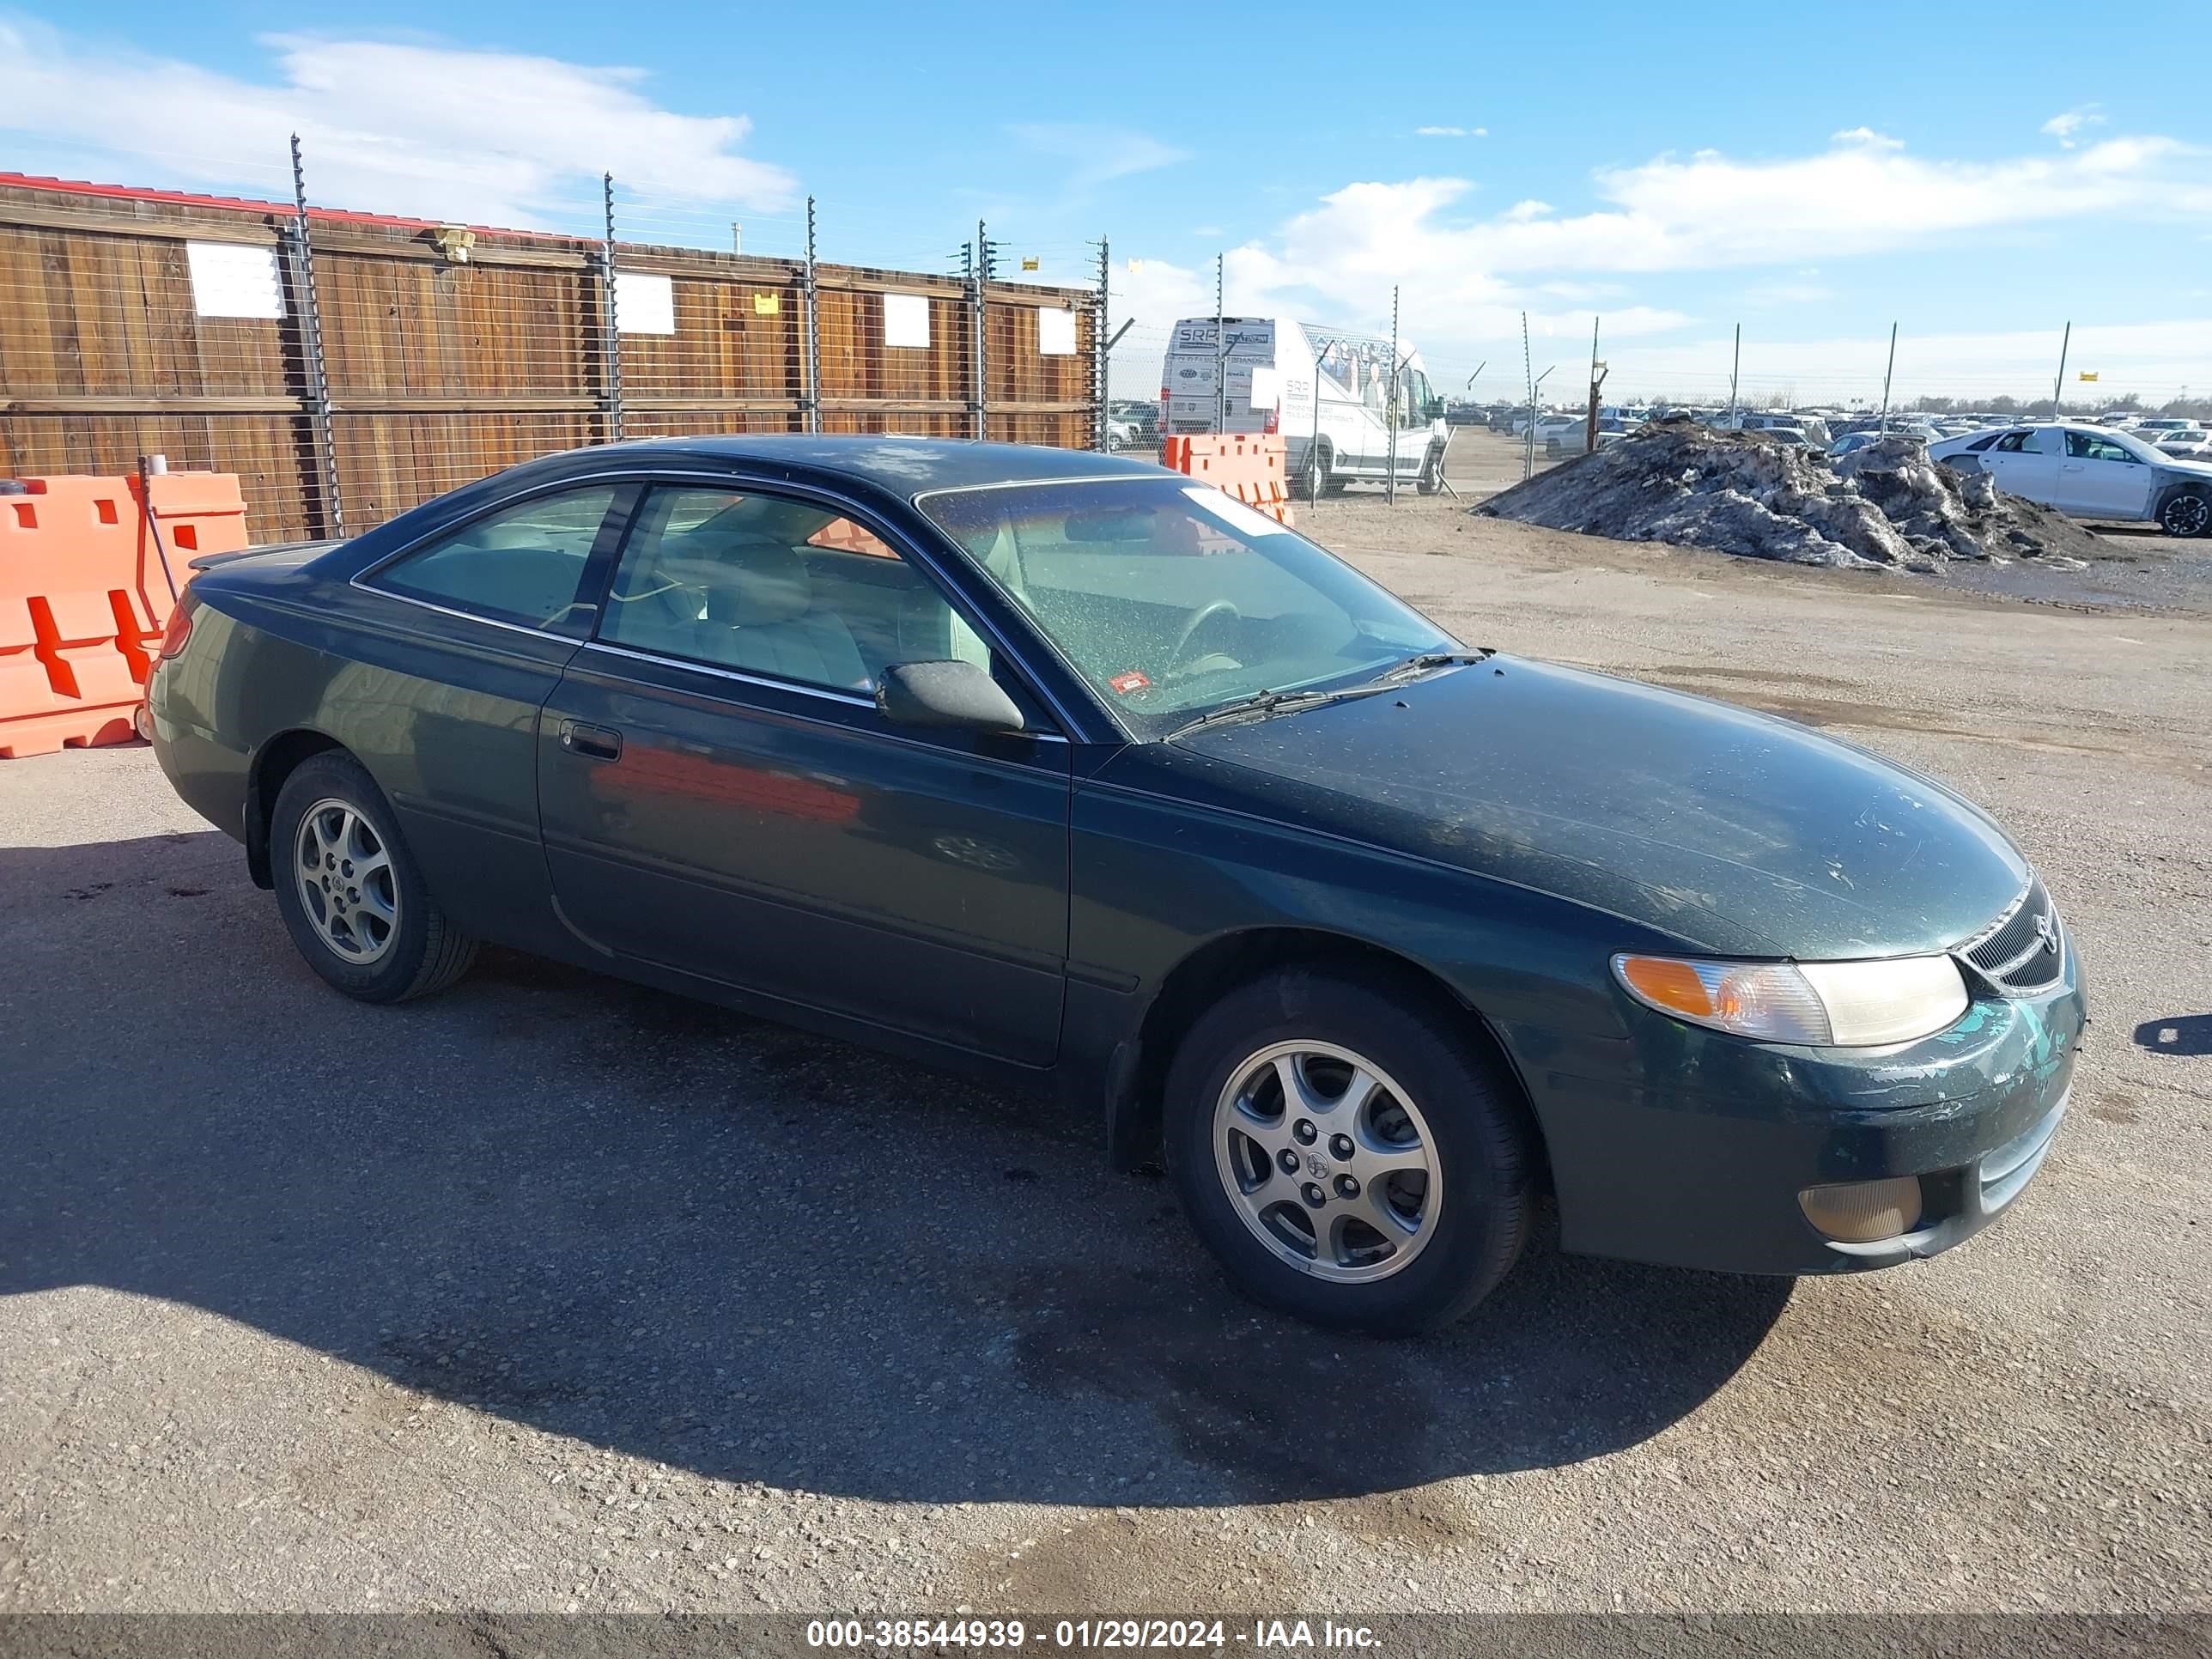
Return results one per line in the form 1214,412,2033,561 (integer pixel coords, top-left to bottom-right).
1163,657,2028,958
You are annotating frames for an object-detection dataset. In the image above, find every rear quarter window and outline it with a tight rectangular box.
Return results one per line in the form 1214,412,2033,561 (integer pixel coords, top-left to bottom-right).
370,486,618,633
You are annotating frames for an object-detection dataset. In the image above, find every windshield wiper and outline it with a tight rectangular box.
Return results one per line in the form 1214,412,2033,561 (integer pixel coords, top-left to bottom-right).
1375,647,1494,681
1164,683,1393,740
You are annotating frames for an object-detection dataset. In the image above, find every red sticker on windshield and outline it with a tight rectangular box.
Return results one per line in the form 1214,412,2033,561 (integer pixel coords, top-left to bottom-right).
1109,671,1152,696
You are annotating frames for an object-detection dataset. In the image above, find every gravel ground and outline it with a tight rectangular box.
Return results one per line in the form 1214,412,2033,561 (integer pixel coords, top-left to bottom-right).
2,496,2208,1621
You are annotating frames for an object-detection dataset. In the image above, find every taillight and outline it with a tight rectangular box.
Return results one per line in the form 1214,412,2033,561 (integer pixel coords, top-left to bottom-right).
1262,408,1280,434
157,601,193,660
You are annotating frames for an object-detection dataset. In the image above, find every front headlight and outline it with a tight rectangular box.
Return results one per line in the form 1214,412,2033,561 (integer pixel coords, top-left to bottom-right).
1612,952,1970,1047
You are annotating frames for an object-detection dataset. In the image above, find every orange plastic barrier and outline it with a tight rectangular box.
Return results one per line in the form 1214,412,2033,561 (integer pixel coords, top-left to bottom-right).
1158,434,1297,527
0,471,248,757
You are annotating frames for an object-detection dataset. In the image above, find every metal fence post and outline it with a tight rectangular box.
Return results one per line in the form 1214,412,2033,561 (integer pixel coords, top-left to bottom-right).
1095,236,1109,451
288,134,343,538
601,172,623,442
1385,284,1400,505
802,195,822,435
1212,253,1226,435
972,219,990,441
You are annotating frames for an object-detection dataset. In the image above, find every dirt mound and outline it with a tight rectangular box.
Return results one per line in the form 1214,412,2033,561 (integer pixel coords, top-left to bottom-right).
1479,422,2109,570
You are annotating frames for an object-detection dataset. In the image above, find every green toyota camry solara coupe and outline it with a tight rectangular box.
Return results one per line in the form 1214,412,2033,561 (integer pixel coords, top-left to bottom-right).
149,436,2083,1333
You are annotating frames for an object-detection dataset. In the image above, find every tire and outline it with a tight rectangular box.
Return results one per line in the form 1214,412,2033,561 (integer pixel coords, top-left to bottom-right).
1164,965,1535,1335
1302,441,1336,501
2158,489,2210,538
270,751,477,1003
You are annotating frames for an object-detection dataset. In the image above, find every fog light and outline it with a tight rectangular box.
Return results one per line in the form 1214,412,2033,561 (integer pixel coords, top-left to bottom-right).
1798,1176,1924,1244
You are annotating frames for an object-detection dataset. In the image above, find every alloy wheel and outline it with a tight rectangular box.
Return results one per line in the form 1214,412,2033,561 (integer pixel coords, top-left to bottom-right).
2160,494,2209,538
294,797,399,965
1212,1040,1440,1283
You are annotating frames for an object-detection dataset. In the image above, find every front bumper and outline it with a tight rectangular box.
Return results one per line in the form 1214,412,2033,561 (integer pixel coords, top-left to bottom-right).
1510,943,2086,1276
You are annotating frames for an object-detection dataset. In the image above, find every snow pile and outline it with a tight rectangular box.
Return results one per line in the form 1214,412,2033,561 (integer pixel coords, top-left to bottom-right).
1479,421,2106,569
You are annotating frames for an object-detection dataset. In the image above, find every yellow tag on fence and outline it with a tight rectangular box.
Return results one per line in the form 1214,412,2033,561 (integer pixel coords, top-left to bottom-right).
753,292,781,315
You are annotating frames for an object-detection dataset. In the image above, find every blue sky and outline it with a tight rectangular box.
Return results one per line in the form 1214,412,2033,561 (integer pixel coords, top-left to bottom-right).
6,3,2210,403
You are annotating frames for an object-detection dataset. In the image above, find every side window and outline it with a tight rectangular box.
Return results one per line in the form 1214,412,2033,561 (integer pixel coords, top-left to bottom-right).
2066,431,2133,462
1398,368,1434,429
598,486,991,694
374,486,617,632
2020,429,2054,454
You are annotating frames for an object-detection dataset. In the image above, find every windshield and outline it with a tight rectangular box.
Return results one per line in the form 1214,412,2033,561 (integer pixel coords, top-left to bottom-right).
917,477,1457,737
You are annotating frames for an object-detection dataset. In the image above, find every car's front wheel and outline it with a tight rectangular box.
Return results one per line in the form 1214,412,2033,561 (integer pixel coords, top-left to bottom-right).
270,751,477,1002
2159,489,2210,538
1165,966,1535,1334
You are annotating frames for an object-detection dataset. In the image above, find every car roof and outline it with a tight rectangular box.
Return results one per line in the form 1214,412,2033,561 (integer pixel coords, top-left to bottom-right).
533,434,1166,497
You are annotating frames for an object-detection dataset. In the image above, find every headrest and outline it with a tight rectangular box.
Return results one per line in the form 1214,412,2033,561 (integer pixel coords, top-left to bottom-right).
686,535,811,627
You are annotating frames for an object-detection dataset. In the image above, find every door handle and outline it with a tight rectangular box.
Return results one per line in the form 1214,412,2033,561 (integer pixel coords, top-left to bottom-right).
560,720,623,761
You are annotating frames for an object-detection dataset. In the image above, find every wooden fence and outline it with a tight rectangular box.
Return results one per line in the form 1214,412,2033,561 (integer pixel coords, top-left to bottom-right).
0,174,1102,544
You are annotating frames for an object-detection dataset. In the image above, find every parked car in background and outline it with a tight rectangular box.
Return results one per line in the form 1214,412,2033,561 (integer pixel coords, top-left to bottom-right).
1105,400,1161,453
145,435,2085,1334
1533,413,1584,448
1930,423,2212,536
2157,434,2212,462
1827,429,1927,460
2154,428,2210,457
1545,415,1632,456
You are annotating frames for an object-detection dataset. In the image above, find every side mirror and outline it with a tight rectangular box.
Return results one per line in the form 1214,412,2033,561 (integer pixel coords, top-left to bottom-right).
875,659,1028,734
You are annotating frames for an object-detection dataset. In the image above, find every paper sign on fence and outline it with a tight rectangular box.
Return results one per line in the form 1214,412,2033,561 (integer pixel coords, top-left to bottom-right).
185,243,284,320
1037,307,1078,356
615,271,676,335
884,294,931,349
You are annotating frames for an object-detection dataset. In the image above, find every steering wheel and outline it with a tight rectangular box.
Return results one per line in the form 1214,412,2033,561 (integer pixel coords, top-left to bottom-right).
1167,599,1243,675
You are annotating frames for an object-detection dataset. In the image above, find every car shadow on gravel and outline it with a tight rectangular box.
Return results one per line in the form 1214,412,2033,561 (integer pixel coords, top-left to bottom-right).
3,833,1788,1509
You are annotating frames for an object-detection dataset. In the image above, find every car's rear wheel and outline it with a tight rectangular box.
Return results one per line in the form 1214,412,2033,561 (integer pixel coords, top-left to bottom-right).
1164,966,1535,1334
270,751,477,1003
2159,489,2210,538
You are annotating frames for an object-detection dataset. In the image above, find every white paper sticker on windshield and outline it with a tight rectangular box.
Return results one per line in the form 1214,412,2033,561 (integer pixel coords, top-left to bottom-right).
1181,485,1291,538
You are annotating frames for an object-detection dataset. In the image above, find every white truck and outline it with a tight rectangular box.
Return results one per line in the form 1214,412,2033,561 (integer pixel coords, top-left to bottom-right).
1161,316,1449,494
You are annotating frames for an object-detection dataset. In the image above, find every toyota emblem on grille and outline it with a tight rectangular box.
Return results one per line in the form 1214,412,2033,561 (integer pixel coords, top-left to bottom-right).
2033,910,2058,954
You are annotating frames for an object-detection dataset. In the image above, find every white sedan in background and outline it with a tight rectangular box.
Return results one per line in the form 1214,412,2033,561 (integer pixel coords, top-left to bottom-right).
1930,423,2212,537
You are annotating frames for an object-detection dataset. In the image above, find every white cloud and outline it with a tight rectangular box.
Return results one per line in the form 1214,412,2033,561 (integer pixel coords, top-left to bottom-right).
1741,280,1837,307
2043,104,2107,149
1107,125,2212,374
0,20,793,228
1415,125,1486,138
1010,124,1190,190
1242,128,2212,307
